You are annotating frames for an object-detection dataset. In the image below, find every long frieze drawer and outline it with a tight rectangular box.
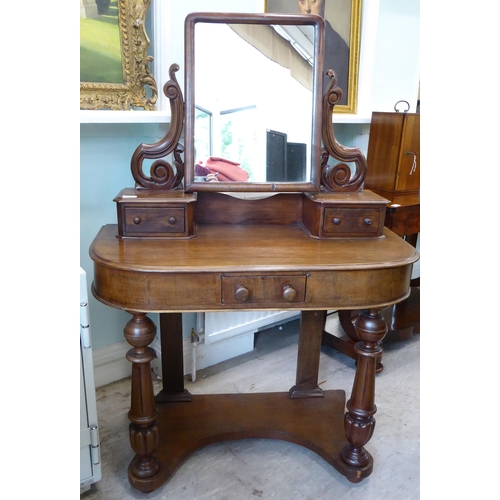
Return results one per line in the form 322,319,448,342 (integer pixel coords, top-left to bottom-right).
221,275,307,305
123,207,185,235
323,207,383,236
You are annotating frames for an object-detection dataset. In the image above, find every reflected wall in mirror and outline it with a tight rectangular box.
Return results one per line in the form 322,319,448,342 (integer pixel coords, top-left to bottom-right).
184,13,325,192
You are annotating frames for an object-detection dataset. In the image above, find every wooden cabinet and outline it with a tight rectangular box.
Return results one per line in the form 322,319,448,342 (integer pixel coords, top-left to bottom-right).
364,112,420,203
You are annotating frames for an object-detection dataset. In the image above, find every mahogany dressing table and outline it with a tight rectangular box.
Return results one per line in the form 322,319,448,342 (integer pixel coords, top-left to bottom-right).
89,13,419,494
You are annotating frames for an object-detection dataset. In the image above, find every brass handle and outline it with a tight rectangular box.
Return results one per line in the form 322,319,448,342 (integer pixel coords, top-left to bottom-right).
394,100,410,113
235,286,249,302
133,216,141,225
282,286,297,302
406,151,418,175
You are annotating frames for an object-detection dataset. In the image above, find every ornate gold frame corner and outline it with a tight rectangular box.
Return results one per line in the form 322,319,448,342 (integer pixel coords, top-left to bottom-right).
334,0,362,114
80,0,158,110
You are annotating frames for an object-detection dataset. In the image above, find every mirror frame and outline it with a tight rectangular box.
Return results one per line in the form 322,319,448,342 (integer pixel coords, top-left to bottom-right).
184,12,325,193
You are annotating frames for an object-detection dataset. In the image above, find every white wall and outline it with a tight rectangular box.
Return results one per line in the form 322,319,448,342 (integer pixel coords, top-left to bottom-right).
333,0,419,159
370,0,420,113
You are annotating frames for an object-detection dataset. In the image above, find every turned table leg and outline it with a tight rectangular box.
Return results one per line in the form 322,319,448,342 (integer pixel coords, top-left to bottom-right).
289,310,326,398
341,309,387,474
124,313,161,486
337,310,384,373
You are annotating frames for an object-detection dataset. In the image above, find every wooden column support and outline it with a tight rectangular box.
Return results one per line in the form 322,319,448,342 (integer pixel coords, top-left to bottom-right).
156,313,192,403
289,310,326,398
341,309,387,472
123,313,162,488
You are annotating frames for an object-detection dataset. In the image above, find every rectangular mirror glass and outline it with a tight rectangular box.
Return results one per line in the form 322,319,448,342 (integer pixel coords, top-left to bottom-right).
184,13,324,192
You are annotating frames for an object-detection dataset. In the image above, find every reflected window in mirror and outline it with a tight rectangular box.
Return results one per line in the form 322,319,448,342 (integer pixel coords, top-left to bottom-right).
194,105,212,161
219,105,257,180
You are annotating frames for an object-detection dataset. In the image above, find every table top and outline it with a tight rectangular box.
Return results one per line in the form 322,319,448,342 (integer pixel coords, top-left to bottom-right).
90,224,418,313
91,224,418,274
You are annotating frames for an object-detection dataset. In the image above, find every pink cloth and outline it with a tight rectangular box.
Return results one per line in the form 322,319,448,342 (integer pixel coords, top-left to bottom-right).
196,157,249,182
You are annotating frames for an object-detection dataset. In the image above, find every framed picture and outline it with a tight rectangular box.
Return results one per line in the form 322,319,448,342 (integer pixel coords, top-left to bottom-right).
265,0,361,114
80,0,158,110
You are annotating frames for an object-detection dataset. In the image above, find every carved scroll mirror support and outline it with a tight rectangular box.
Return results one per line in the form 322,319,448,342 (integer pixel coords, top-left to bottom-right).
130,64,185,190
320,70,366,192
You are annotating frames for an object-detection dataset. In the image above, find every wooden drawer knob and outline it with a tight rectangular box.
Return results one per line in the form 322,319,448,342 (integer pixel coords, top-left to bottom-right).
168,216,177,225
133,216,141,224
282,286,297,302
234,286,249,302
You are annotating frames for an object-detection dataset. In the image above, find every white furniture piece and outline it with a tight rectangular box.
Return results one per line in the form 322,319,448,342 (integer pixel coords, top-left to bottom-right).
80,268,101,493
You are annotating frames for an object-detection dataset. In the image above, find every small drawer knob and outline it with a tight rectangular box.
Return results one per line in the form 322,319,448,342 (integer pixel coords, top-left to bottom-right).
282,286,297,302
133,216,141,225
235,286,249,302
364,218,372,226
168,216,177,225
332,217,341,225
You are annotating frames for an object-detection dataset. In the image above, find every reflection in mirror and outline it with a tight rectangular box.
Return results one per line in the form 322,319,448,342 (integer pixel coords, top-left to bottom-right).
194,106,212,159
194,23,314,183
185,14,324,192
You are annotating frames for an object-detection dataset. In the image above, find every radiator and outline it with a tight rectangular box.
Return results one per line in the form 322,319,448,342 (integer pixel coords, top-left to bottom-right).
204,310,299,344
151,310,299,379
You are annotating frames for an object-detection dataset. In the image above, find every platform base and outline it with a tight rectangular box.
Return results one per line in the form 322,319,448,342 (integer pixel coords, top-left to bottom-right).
128,390,373,492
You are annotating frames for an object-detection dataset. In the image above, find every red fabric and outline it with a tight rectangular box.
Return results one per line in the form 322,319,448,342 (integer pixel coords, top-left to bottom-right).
201,157,249,182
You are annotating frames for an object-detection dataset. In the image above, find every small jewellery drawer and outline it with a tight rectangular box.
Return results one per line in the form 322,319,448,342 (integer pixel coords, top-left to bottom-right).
323,207,383,236
123,207,185,235
221,275,307,305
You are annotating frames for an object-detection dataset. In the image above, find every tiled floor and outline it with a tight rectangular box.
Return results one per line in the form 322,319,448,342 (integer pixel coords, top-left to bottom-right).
81,315,420,499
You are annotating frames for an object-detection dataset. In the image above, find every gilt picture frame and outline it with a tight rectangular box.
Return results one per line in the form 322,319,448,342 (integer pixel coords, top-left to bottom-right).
80,0,158,110
265,0,361,114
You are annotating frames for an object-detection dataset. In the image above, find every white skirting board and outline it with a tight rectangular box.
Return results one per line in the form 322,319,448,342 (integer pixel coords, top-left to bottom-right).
93,311,299,387
93,334,257,387
92,341,132,389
